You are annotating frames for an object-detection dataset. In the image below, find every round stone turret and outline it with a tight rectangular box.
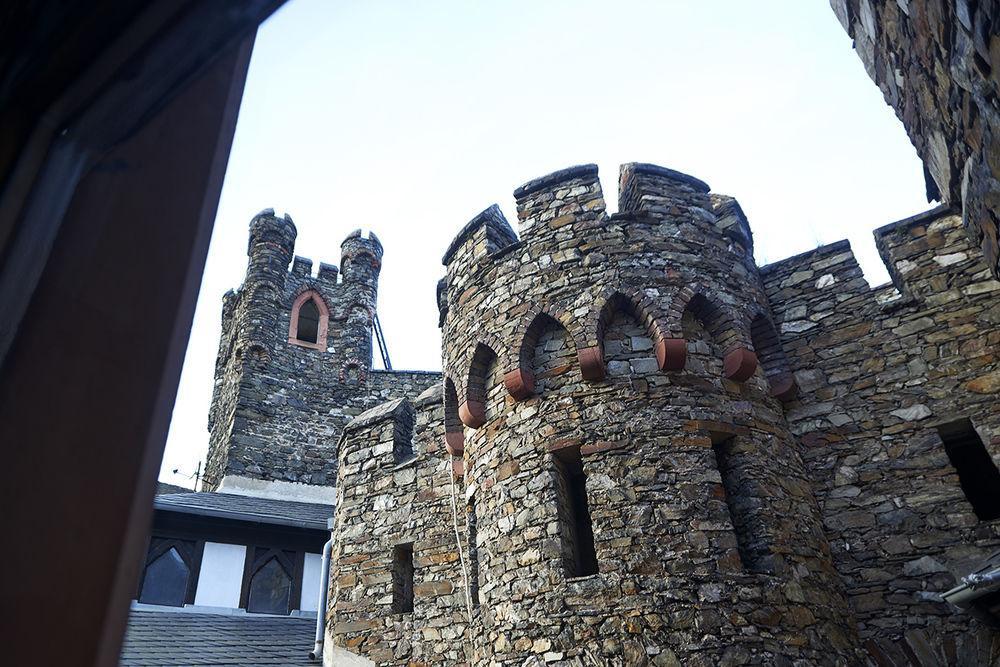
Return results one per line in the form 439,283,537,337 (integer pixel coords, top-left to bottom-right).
340,229,383,286
438,163,859,664
247,208,297,283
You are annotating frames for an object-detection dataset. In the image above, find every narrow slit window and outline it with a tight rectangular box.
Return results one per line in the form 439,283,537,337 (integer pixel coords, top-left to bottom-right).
392,543,414,613
554,450,598,578
712,436,769,573
296,299,320,344
393,405,415,464
937,419,1000,521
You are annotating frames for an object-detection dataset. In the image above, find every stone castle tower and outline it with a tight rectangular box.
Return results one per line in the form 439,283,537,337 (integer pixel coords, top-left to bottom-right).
326,163,1000,665
441,163,864,662
204,209,438,500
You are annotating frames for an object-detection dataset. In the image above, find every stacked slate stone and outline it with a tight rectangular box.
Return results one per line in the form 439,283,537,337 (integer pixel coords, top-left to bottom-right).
762,206,1000,664
204,209,439,491
326,383,472,665
831,0,1000,280
332,162,863,666
326,163,1000,667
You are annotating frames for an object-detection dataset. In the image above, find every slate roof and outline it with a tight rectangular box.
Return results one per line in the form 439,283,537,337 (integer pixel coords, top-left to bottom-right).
120,610,315,666
154,492,333,530
156,481,192,495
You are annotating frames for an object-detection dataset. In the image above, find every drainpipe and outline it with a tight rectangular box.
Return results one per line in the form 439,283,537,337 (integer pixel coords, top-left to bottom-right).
309,518,335,661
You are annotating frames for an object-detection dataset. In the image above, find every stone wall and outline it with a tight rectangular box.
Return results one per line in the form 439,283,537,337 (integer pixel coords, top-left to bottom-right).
327,383,471,665
434,163,863,665
830,0,1000,279
203,209,440,492
320,163,1000,667
761,206,1000,664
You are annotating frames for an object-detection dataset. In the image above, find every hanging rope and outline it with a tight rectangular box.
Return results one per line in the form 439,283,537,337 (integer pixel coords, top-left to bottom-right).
449,461,474,627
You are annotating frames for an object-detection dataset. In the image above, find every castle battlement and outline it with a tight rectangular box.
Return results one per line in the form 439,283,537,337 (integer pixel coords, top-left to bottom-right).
219,170,999,667
439,162,794,437
204,210,439,496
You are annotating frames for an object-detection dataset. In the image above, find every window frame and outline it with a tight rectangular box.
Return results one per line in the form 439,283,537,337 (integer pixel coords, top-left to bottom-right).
135,536,204,607
240,546,304,615
288,290,329,350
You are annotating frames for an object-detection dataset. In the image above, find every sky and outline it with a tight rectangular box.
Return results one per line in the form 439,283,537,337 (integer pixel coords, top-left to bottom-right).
159,0,932,487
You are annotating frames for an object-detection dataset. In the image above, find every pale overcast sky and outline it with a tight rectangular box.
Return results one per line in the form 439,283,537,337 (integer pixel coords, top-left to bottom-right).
159,0,931,487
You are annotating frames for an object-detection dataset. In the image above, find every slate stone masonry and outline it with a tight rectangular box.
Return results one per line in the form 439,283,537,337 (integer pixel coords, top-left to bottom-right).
325,162,1000,666
203,209,440,491
831,0,1000,279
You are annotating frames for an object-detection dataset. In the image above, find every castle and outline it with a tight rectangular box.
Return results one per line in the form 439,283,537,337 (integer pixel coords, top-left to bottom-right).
208,162,1000,666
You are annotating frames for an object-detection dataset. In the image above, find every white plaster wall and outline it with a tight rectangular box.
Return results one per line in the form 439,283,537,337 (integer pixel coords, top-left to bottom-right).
218,474,337,505
194,542,247,608
299,552,323,612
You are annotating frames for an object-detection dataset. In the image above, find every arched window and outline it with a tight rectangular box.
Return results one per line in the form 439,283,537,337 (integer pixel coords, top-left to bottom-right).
245,550,294,615
297,300,319,343
288,290,329,350
138,539,195,607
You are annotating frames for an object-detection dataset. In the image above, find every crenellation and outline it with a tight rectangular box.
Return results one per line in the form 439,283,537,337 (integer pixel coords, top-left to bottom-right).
514,163,605,243
203,213,439,495
322,162,998,666
328,383,470,666
203,158,998,666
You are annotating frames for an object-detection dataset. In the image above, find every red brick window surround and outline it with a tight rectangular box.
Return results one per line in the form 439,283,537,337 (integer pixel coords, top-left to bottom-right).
288,290,329,350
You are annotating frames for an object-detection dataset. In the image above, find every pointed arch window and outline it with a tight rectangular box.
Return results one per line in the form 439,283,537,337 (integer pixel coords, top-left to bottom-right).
243,549,297,615
137,538,198,607
288,290,329,350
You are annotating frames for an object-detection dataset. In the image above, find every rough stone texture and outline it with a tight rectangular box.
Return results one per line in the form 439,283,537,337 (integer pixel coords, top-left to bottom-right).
203,209,440,490
328,384,472,665
325,163,1000,667
830,0,1000,279
330,163,870,666
762,205,1000,665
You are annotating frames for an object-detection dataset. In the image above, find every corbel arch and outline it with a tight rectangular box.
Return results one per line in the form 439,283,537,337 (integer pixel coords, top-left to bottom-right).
749,308,797,401
443,376,465,455
288,288,330,350
459,338,503,429
578,286,669,382
666,284,757,382
504,301,583,400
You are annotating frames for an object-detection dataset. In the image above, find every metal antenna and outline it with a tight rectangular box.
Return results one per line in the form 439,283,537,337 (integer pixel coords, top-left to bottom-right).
373,312,392,370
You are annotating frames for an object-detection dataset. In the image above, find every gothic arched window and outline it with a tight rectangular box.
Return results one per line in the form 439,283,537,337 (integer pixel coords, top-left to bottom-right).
245,550,294,615
138,539,195,607
297,300,319,343
288,290,329,350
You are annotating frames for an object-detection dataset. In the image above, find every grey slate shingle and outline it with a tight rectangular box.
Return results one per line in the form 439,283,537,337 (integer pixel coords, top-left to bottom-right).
120,610,316,666
154,492,333,530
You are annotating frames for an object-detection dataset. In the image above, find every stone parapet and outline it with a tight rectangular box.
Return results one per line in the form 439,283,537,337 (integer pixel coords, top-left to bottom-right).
831,0,1000,278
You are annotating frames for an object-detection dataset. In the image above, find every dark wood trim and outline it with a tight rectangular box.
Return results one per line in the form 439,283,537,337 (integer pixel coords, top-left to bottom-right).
136,537,198,606
153,510,329,552
0,11,279,661
290,550,306,614
239,545,256,610
187,540,207,605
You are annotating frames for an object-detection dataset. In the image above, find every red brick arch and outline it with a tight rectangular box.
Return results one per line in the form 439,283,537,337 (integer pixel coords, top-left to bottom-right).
666,284,757,382
458,336,504,429
443,376,465,455
504,301,583,400
748,308,797,401
578,286,670,381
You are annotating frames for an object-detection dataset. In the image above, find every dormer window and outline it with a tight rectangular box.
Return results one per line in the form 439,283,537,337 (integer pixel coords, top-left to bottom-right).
288,290,329,350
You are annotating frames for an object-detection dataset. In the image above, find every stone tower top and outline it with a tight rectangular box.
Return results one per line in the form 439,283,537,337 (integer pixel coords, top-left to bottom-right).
202,211,441,497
